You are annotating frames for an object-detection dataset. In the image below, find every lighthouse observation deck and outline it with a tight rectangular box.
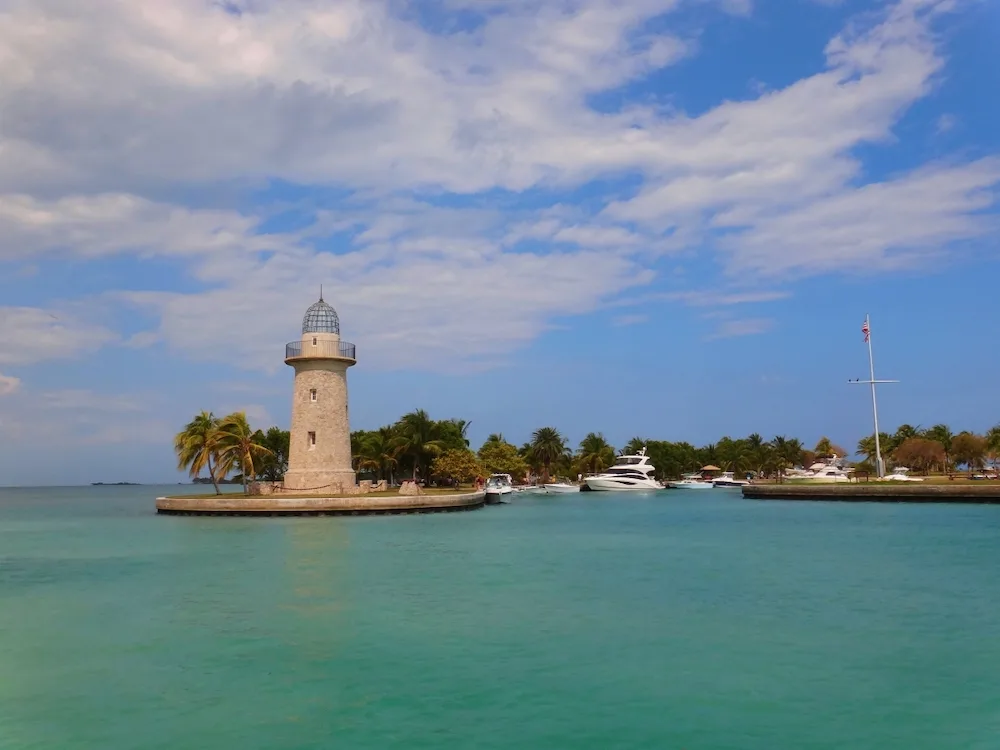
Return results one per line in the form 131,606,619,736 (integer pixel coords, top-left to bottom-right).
284,340,356,363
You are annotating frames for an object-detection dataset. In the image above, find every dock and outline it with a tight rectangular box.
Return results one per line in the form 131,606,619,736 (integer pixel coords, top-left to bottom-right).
743,483,1000,503
156,491,487,516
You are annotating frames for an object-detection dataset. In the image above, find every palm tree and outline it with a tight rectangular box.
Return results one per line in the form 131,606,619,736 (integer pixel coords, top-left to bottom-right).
623,437,649,456
577,432,616,474
358,426,402,484
770,435,803,477
174,411,221,495
213,412,273,494
714,438,744,473
530,427,567,483
987,425,1000,474
484,433,505,446
396,409,447,480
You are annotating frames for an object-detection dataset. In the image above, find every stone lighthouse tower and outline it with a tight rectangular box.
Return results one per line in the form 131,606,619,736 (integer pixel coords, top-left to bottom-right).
282,293,357,493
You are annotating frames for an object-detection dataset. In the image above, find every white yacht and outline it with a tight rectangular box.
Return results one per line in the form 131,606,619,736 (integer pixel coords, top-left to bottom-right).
484,473,514,503
584,448,662,491
667,473,715,490
793,455,853,483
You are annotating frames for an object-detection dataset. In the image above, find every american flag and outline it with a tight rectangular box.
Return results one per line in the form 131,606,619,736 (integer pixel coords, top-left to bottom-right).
862,319,870,343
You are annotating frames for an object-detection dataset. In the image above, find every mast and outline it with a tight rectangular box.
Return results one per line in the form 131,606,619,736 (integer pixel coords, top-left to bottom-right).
849,314,898,479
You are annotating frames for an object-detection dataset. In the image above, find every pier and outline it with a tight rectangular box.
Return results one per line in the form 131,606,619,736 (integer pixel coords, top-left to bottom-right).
743,483,1000,503
156,491,486,516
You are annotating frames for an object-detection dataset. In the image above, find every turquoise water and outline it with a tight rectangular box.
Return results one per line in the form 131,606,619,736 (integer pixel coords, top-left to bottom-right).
3,486,1000,749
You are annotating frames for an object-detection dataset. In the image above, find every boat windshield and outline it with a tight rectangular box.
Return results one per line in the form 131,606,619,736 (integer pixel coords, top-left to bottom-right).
615,457,643,465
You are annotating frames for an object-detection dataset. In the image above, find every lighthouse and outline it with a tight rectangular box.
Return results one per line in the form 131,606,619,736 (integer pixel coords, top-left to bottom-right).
282,293,357,493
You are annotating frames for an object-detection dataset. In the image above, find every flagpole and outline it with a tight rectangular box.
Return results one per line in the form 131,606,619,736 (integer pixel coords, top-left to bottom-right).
850,315,898,479
866,314,884,478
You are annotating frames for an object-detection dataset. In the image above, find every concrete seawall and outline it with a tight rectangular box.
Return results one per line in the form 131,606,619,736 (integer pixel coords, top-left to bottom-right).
743,483,1000,503
156,491,487,516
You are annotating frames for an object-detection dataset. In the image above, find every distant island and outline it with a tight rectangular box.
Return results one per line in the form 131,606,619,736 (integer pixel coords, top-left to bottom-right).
91,482,141,486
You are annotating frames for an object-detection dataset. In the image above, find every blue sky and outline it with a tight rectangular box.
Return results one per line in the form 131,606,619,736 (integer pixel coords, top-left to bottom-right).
0,0,998,485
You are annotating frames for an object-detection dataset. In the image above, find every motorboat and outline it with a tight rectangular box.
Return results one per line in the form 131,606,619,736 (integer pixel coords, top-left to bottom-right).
584,448,662,491
882,466,924,482
667,473,715,490
543,483,580,494
484,473,514,504
712,471,749,488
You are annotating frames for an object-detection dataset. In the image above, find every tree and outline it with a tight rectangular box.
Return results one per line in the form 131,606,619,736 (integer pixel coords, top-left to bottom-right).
431,449,484,486
577,432,616,474
623,437,648,456
396,409,447,480
857,433,890,464
814,437,847,458
174,411,221,495
213,412,273,494
893,424,922,447
478,440,528,480
714,437,747,474
952,432,988,475
745,433,773,475
530,427,567,483
988,425,1000,474
254,427,290,482
892,437,945,475
438,418,472,450
923,424,953,472
355,426,402,484
770,436,803,476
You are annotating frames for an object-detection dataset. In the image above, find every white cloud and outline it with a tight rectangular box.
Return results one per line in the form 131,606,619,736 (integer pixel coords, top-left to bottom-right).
664,290,791,306
612,314,649,327
0,0,994,372
0,193,277,261
706,317,774,339
0,307,118,365
0,384,167,446
0,373,20,396
936,113,957,134
717,158,1000,277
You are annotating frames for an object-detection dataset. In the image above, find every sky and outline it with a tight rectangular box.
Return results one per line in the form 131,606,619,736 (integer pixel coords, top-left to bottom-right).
0,0,998,485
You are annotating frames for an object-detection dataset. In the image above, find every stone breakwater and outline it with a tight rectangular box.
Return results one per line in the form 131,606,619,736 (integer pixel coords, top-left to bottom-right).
156,491,486,516
743,483,1000,503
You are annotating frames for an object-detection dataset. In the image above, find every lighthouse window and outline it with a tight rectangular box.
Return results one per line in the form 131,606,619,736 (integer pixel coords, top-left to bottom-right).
308,431,316,449
310,389,317,402
312,337,317,346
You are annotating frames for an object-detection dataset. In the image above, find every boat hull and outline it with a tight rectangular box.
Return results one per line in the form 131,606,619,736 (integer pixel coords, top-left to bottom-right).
484,489,513,504
584,477,662,491
667,481,714,489
543,484,579,494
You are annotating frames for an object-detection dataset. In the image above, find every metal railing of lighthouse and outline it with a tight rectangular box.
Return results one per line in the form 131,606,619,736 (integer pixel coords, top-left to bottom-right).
285,340,356,360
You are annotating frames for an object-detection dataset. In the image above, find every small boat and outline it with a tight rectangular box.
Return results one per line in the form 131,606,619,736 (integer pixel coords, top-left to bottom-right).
585,448,663,491
712,471,749,488
484,474,514,504
543,483,579,494
667,473,715,490
882,466,924,482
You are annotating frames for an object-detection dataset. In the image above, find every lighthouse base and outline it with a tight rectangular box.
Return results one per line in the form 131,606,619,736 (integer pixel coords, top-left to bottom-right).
281,469,358,494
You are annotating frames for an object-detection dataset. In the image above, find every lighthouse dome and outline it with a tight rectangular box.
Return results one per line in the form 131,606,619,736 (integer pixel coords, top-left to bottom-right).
301,296,340,335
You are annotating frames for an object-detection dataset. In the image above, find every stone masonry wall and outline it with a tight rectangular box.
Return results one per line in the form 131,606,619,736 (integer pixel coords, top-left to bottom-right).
283,358,356,492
